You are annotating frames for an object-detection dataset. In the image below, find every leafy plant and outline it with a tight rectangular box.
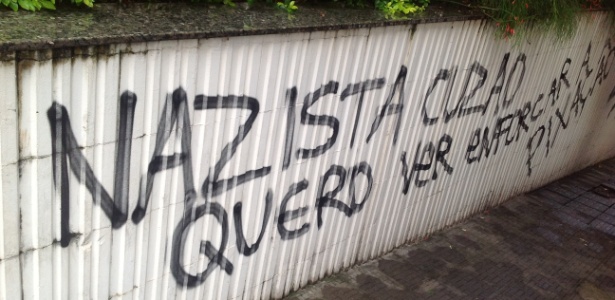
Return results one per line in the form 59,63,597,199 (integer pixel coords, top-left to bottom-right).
0,0,101,11
444,0,614,41
276,0,298,13
222,0,236,7
480,0,582,40
376,0,428,18
75,0,94,8
2,0,56,11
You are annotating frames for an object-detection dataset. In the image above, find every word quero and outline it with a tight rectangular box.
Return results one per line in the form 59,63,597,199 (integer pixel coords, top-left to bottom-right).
47,66,409,287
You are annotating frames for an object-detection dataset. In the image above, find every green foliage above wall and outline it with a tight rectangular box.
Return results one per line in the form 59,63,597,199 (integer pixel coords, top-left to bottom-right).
1,0,612,42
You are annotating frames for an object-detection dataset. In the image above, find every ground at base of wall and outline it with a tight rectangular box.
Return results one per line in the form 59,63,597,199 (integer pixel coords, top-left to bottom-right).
285,157,615,300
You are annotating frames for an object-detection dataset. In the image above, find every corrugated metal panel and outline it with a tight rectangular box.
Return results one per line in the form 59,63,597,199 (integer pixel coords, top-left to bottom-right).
2,12,615,299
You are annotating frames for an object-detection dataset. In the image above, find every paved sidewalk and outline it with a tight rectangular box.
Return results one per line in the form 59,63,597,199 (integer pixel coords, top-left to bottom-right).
286,158,615,300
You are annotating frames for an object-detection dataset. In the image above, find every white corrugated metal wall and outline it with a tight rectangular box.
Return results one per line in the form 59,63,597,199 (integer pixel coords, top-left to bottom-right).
1,12,615,300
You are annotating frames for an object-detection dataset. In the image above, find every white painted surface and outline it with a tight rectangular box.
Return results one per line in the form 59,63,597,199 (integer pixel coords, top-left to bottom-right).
1,13,615,300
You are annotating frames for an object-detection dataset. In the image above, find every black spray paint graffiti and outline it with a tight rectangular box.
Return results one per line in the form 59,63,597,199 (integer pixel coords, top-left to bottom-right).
132,89,196,224
281,66,406,170
526,40,615,175
316,163,373,228
341,78,386,148
400,39,615,193
396,52,527,194
422,53,526,126
194,95,272,198
48,37,615,288
465,105,530,164
400,134,453,194
47,66,409,286
48,91,137,246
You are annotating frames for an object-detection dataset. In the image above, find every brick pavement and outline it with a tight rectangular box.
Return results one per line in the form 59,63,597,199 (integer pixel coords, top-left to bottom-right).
285,158,615,300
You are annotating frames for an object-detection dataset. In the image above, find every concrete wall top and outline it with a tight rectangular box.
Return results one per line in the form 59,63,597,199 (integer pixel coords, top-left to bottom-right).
0,2,484,53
